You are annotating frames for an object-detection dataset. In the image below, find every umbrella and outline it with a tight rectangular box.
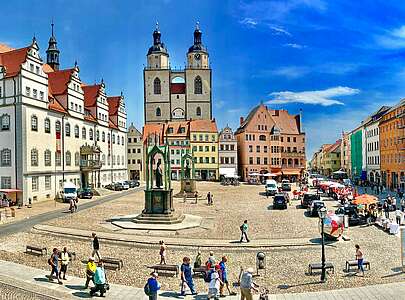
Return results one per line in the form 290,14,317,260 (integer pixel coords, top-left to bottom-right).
352,194,378,205
333,170,347,175
330,183,345,188
262,173,277,177
249,172,260,176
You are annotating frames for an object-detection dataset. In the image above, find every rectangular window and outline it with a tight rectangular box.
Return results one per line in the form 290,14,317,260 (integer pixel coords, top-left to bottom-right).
55,152,61,166
231,157,235,164
128,149,131,154
211,157,215,163
1,176,11,189
39,91,44,100
256,145,260,153
264,157,268,165
199,135,203,141
26,87,30,96
193,146,197,152
199,146,203,152
249,157,253,164
132,149,136,153
264,146,268,153
249,145,253,152
33,89,37,99
212,146,216,152
30,63,34,72
205,146,209,152
257,157,260,165
45,176,51,190
1,115,10,130
36,66,40,74
0,86,2,97
212,135,216,141
199,157,203,163
205,157,209,163
32,176,39,191
128,138,132,143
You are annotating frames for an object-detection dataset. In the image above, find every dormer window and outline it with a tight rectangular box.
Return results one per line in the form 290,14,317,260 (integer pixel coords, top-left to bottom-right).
30,64,34,72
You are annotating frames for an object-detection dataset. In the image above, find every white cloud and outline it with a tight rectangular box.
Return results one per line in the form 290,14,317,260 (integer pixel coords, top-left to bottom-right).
283,43,306,49
269,25,292,36
215,100,226,109
267,86,360,106
270,66,310,79
376,25,405,49
239,17,258,28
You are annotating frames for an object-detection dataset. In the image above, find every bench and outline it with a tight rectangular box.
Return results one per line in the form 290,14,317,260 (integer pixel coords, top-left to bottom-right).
150,264,179,277
193,266,207,277
26,245,47,256
308,262,335,275
345,260,370,272
102,257,123,270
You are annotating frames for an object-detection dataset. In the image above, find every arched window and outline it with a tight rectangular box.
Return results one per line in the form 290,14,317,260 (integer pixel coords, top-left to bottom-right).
1,149,11,166
74,125,79,138
156,107,161,117
44,150,51,166
55,120,61,133
44,118,51,133
196,106,201,116
1,114,10,130
82,127,86,139
89,129,93,140
66,151,71,166
65,123,71,136
75,152,80,166
31,115,38,131
153,77,161,94
194,76,202,94
31,149,38,166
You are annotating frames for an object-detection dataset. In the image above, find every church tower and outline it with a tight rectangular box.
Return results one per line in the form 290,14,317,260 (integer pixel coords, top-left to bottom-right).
46,22,60,71
185,23,212,120
144,23,171,123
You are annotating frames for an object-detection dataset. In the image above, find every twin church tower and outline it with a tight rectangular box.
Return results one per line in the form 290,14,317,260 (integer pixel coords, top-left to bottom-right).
144,23,212,123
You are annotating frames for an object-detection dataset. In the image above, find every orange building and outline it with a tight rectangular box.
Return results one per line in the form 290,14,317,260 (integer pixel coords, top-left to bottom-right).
235,104,306,182
379,99,405,191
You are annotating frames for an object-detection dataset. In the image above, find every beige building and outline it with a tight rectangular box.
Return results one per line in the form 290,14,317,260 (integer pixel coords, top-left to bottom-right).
127,123,143,180
144,23,212,123
340,132,351,177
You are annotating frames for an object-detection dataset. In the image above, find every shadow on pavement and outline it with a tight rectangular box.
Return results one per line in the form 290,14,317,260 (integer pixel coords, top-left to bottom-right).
277,280,322,289
72,291,91,298
34,277,52,283
65,284,85,290
159,291,183,298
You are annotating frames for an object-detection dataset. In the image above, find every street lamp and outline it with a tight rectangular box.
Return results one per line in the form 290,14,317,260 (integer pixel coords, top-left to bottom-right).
318,206,327,282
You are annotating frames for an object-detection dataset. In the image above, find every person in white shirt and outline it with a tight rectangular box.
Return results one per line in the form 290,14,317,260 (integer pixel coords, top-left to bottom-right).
395,209,402,225
59,247,70,280
207,266,222,299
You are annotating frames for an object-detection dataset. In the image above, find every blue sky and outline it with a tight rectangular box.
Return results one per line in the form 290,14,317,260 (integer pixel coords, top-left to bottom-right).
2,0,405,157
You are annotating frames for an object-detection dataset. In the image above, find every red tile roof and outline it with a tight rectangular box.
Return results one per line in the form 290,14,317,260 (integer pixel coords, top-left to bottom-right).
107,96,121,116
109,118,119,129
143,123,165,143
165,121,189,137
170,83,185,94
82,84,101,107
47,69,74,95
270,109,300,135
42,63,54,73
189,119,218,133
0,47,30,78
0,44,14,53
84,112,97,123
48,98,67,114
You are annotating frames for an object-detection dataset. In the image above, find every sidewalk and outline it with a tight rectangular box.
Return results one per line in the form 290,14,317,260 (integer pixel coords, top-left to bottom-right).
1,260,405,299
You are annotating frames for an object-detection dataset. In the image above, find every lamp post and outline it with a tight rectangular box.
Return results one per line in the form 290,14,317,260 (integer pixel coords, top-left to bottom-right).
318,206,327,282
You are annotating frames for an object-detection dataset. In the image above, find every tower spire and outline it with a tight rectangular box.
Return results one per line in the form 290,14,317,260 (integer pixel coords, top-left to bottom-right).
46,21,60,71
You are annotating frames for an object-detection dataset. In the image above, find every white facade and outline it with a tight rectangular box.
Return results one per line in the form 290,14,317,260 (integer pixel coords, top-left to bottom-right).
364,121,381,183
0,38,127,204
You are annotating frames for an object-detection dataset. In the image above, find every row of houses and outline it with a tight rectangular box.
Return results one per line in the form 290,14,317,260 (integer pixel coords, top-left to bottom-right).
310,99,404,191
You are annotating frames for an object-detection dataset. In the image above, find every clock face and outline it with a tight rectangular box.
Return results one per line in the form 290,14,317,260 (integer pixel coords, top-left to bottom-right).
194,53,201,60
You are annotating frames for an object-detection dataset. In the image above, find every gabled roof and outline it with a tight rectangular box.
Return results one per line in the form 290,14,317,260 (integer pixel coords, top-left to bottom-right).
270,109,300,135
107,96,121,116
48,97,67,114
109,118,119,129
0,47,30,78
82,84,101,107
165,121,189,137
84,110,97,123
325,139,341,153
143,123,166,143
237,105,260,132
189,119,217,133
47,69,74,95
0,44,14,53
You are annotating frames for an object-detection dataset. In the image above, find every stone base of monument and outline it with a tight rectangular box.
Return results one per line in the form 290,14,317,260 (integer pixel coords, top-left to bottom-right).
174,179,197,198
133,212,185,224
109,213,202,231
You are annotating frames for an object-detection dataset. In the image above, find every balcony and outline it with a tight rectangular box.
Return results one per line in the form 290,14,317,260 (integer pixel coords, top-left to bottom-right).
80,159,102,171
281,151,306,158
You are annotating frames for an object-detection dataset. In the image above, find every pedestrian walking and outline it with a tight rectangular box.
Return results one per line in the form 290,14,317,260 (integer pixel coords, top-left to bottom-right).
219,256,234,296
395,208,402,225
239,267,258,300
194,191,198,204
206,251,216,268
84,257,97,289
183,191,187,203
180,256,197,296
207,192,212,206
48,248,63,284
383,201,390,219
90,261,107,297
145,272,161,300
240,220,250,243
91,232,101,261
59,247,70,280
355,244,365,276
159,240,167,265
207,265,222,299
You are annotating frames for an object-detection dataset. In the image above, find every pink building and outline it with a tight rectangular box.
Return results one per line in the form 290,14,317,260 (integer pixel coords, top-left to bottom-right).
235,104,306,182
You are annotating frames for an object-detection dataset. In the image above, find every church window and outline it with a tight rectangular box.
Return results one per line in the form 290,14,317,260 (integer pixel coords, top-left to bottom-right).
153,78,161,94
156,107,161,117
196,106,201,116
194,76,202,94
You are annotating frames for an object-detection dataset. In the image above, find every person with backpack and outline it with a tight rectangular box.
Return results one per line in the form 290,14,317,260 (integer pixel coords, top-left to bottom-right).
180,256,197,296
145,272,161,300
240,220,250,243
48,248,63,284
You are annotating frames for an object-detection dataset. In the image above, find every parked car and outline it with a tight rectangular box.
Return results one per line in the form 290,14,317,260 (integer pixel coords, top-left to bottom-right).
121,181,130,190
273,193,288,209
301,193,320,209
335,205,366,226
265,179,278,196
308,200,325,217
281,181,292,191
128,180,140,188
77,187,93,199
104,183,114,190
113,182,124,191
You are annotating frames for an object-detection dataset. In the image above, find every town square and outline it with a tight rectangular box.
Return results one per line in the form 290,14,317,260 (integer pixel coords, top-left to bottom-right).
0,1,404,299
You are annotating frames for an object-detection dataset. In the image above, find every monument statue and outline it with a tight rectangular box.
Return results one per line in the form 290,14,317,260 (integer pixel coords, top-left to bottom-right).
155,161,163,188
175,152,197,198
185,160,191,179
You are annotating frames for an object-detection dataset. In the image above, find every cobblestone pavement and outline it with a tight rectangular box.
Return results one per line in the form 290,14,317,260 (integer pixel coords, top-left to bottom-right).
0,281,58,300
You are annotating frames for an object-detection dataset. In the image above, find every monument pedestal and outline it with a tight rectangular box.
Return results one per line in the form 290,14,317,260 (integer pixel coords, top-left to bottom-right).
134,188,184,224
174,179,197,198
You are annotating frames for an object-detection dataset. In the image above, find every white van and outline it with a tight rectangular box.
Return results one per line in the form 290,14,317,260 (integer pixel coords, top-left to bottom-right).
61,182,77,203
265,179,278,196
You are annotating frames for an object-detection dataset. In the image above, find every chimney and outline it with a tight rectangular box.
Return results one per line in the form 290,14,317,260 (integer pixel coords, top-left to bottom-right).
240,117,244,125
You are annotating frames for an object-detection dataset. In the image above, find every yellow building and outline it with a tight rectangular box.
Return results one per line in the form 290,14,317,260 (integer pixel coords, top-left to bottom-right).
190,120,219,180
321,140,341,176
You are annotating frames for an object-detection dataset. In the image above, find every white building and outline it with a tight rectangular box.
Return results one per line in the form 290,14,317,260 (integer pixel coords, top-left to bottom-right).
0,26,127,204
127,123,143,180
363,106,390,184
218,126,238,178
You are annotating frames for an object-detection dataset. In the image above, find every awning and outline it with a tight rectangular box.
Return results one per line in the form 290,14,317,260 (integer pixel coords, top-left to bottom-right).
0,189,22,193
220,167,237,177
282,169,301,175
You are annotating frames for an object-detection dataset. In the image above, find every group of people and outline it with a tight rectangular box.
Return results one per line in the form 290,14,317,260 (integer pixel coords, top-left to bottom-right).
47,232,107,297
